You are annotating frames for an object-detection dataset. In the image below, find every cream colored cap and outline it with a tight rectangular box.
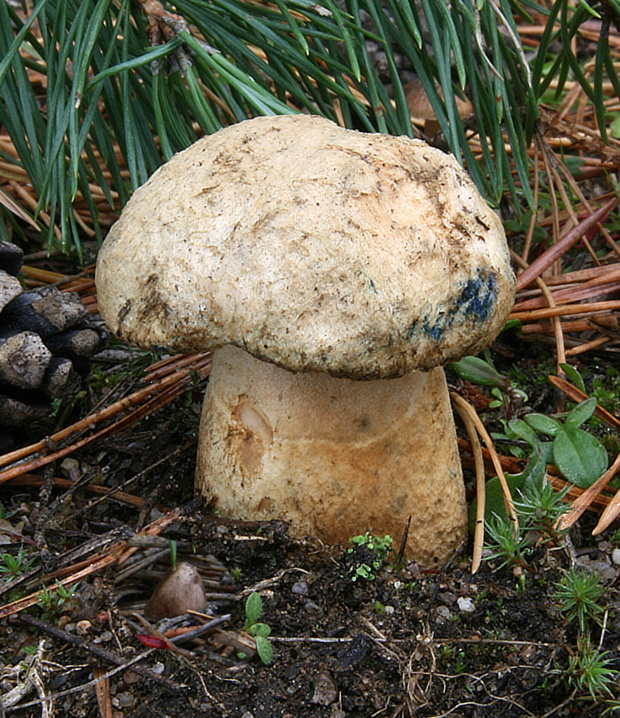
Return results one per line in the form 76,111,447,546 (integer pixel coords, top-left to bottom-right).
96,115,515,379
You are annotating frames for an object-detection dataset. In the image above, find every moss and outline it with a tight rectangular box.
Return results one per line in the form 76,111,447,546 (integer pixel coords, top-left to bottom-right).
590,366,620,417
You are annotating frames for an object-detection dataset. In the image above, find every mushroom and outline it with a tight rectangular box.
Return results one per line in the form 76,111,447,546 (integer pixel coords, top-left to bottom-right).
405,78,474,138
95,115,515,569
145,562,207,620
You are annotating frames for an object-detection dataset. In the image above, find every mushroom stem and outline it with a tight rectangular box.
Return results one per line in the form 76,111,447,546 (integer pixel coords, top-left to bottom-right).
197,345,467,569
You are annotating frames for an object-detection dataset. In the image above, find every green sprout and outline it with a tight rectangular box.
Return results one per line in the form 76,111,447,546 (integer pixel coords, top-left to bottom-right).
554,569,606,634
37,582,79,617
484,514,531,573
0,546,36,580
169,540,178,570
512,481,570,546
450,355,528,420
243,592,273,665
563,636,617,702
347,533,394,582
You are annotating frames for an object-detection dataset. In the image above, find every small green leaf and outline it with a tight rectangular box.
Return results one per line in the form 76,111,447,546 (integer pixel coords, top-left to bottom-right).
503,318,522,333
249,622,272,638
524,413,564,437
507,419,540,447
255,636,274,665
553,427,609,488
245,592,263,628
559,363,586,393
564,397,597,429
562,156,585,175
450,356,508,388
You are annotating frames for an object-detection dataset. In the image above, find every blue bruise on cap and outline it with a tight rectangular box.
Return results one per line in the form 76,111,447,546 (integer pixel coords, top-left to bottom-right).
410,269,498,341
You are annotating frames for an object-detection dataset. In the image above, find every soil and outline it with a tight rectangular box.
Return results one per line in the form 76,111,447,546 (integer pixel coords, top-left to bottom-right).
1,345,620,718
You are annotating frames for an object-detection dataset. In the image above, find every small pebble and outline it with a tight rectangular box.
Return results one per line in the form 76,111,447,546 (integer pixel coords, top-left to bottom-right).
122,670,142,685
76,620,91,635
612,548,620,566
438,591,457,607
311,671,338,706
148,508,165,521
114,692,136,708
60,458,80,477
457,597,476,613
291,581,308,596
520,644,537,663
384,605,395,615
576,555,616,581
435,606,452,621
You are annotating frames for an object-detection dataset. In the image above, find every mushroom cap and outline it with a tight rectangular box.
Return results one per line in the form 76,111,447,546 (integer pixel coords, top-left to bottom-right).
405,78,474,122
144,562,207,620
96,115,515,380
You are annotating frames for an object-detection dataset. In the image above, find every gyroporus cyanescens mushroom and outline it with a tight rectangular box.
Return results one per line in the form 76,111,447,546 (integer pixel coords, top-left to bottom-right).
405,78,474,138
96,115,516,569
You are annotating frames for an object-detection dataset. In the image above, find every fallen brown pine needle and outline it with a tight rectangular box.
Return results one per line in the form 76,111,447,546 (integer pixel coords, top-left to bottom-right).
93,666,114,718
510,299,620,322
515,198,617,291
451,394,486,573
513,272,620,310
451,392,518,532
560,452,620,531
5,473,151,509
593,458,620,534
457,438,524,475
